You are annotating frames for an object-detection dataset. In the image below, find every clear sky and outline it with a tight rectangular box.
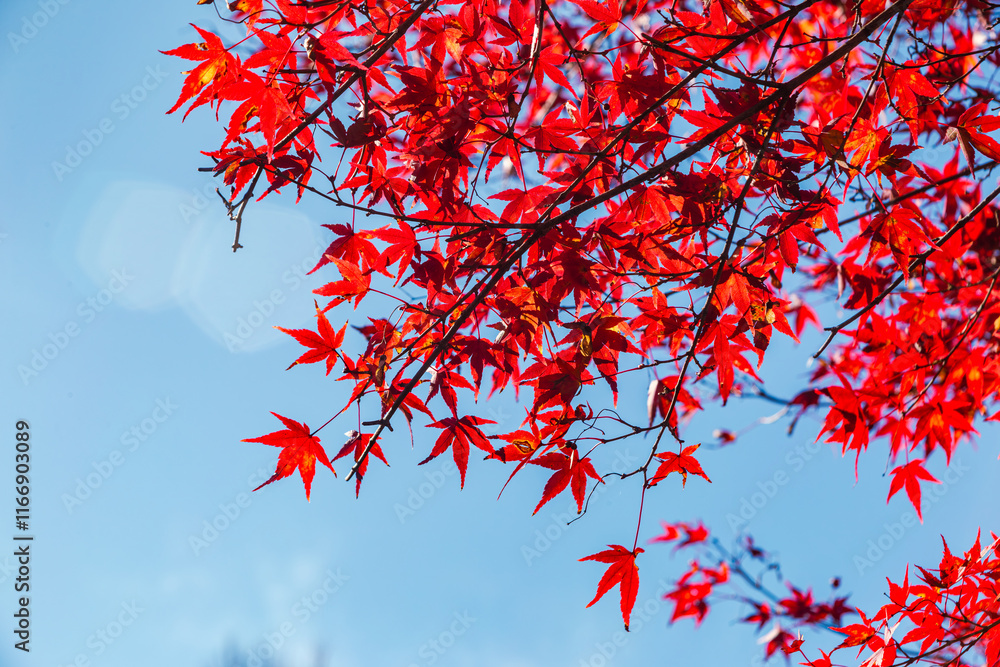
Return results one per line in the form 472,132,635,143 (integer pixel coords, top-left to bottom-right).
1,2,997,666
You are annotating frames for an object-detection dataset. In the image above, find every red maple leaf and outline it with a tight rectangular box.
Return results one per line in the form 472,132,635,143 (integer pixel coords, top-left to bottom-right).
310,224,381,275
648,444,711,488
276,303,347,375
228,0,264,28
648,520,683,544
946,102,1000,170
580,545,643,630
832,611,877,649
243,412,335,500
572,0,622,40
218,71,297,159
313,257,372,309
370,220,419,283
887,459,940,521
162,24,239,118
420,416,495,488
334,431,387,497
529,450,603,514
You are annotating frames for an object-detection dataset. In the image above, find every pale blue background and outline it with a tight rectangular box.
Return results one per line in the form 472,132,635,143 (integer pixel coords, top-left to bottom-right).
0,2,996,666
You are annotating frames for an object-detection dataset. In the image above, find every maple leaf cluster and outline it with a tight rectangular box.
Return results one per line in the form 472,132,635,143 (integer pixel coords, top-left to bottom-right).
815,532,1000,667
650,523,1000,667
166,0,1000,656
649,523,856,641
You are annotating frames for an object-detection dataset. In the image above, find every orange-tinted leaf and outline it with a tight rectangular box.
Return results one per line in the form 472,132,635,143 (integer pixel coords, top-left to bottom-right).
314,257,371,308
832,620,876,649
162,25,238,118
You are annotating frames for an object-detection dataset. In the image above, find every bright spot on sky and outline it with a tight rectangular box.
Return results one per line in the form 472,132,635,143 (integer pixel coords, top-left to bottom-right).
72,179,328,352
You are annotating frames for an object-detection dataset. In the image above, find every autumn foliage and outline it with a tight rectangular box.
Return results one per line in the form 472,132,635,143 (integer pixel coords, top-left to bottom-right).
166,0,1000,663
650,523,1000,667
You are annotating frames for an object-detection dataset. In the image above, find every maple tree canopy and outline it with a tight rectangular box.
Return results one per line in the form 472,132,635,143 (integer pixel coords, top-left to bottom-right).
165,0,1000,663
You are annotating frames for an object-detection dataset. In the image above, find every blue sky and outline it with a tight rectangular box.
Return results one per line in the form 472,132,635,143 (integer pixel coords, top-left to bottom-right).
1,1,997,666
